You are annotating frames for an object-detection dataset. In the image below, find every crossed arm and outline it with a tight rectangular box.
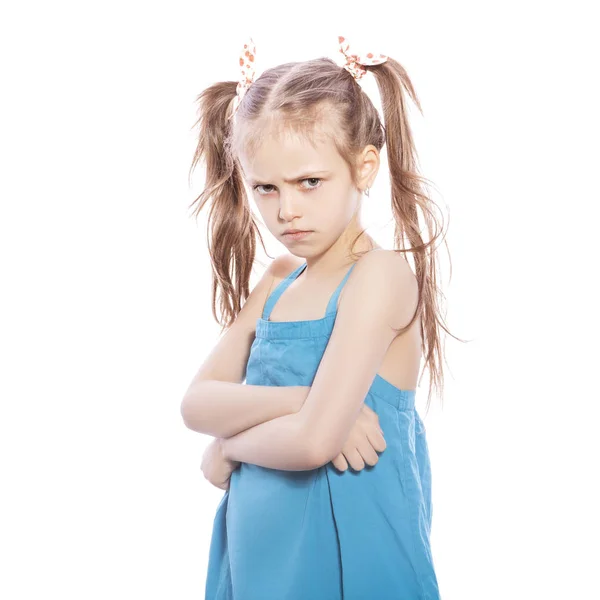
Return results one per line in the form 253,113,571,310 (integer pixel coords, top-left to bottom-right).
181,251,413,473
181,380,318,470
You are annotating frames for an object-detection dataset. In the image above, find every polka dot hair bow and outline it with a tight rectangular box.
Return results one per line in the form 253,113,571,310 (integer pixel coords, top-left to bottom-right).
338,35,388,80
229,36,388,119
230,37,257,119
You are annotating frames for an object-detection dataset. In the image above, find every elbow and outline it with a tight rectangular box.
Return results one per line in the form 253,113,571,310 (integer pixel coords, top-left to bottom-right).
298,443,326,471
180,395,197,431
307,448,329,470
309,442,337,470
302,429,336,470
180,389,231,438
180,393,209,434
296,412,338,470
180,378,200,430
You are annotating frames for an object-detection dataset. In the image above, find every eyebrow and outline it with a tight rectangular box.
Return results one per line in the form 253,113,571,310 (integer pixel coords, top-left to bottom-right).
249,171,330,185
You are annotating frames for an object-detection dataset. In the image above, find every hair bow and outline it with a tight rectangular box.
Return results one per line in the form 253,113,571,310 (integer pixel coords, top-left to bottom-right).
230,37,257,119
338,35,388,80
229,36,388,119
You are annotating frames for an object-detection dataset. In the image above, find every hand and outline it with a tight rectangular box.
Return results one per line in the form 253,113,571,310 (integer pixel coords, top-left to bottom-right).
201,438,240,491
331,403,387,472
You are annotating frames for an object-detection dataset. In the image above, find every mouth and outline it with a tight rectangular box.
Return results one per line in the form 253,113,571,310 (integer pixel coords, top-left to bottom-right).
283,230,313,241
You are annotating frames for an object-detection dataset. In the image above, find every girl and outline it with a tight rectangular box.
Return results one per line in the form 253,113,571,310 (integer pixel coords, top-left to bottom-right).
181,36,457,600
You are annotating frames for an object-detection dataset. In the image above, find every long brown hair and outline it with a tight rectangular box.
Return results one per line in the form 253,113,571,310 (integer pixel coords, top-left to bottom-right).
188,52,465,411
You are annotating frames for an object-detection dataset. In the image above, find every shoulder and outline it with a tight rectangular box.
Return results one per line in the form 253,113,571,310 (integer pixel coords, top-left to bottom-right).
266,253,305,281
235,254,303,332
344,249,418,329
352,249,416,288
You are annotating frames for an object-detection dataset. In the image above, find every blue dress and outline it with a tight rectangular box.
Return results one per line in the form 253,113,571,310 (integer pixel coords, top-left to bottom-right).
205,261,440,599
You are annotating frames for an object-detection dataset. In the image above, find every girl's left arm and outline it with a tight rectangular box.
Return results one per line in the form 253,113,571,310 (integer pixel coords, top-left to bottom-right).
222,250,415,472
221,410,318,471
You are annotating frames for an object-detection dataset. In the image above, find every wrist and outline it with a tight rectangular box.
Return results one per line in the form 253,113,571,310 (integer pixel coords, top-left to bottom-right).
218,437,228,458
219,437,235,463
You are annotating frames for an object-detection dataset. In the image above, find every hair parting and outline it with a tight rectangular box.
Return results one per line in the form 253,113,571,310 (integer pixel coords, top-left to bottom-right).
188,53,466,411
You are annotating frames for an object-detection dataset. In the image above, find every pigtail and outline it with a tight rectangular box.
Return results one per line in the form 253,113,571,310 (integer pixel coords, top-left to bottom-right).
370,59,465,412
188,81,265,333
185,51,463,408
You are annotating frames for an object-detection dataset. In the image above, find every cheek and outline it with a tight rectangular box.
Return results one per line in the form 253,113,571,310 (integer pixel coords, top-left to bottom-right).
252,196,268,212
256,200,274,216
253,200,279,227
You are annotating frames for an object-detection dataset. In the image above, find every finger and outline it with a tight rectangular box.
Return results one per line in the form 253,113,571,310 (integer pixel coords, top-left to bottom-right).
363,403,379,422
331,453,348,472
357,441,380,467
345,448,366,472
366,428,387,453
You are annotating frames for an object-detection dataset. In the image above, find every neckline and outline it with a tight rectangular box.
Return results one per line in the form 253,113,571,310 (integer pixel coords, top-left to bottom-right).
264,261,324,324
259,313,335,325
255,257,417,409
262,261,354,323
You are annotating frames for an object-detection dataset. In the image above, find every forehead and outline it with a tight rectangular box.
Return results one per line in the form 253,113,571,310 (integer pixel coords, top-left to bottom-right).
238,127,344,182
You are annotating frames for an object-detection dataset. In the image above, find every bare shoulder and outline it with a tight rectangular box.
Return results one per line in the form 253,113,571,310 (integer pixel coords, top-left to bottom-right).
234,254,304,332
348,249,418,328
182,254,306,389
352,249,416,287
266,253,305,281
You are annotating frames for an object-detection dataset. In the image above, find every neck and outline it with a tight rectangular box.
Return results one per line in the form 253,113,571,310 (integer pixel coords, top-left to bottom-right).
301,231,380,280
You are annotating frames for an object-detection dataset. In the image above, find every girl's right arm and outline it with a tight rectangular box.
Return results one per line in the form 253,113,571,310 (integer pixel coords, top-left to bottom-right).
183,380,309,439
180,255,309,439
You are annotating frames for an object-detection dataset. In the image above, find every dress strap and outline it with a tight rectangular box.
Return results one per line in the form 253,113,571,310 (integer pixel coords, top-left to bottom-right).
262,263,308,321
324,262,358,317
262,260,357,321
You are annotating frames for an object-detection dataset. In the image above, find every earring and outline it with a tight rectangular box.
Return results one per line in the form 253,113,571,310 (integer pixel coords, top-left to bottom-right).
364,187,370,197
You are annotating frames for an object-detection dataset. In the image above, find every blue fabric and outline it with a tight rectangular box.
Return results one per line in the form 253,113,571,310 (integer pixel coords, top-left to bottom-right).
205,261,440,599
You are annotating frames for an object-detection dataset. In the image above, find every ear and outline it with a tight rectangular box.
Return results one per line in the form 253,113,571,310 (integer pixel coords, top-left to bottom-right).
355,145,380,193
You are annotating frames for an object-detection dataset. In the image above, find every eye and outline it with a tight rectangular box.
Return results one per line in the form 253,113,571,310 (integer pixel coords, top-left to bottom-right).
252,178,322,196
300,178,322,191
252,184,276,195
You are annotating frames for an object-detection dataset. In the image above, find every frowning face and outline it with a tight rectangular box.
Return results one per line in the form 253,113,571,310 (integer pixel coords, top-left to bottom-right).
238,127,367,258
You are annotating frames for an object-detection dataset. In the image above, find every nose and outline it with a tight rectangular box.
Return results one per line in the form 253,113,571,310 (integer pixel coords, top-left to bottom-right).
278,190,302,222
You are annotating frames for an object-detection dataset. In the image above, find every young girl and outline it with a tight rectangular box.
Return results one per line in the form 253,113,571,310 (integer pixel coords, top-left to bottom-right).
181,36,456,600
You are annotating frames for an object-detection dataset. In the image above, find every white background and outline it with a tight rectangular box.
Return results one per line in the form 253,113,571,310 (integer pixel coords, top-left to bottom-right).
1,1,599,598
